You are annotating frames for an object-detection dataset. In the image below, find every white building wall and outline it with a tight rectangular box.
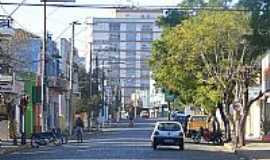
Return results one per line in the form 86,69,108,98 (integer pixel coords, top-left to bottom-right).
246,101,261,139
116,9,163,19
262,53,270,92
245,86,262,139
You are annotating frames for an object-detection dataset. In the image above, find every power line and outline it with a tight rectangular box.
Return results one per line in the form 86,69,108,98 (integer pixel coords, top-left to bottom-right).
0,2,258,12
75,26,88,36
47,6,60,17
54,25,71,41
8,0,27,17
0,0,35,34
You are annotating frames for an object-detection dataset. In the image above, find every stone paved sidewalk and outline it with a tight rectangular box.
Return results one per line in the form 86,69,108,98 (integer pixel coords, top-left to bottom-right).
0,130,102,156
236,142,270,160
0,140,31,155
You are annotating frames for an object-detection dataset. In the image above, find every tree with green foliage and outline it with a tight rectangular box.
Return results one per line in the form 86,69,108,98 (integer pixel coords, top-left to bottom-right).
156,0,234,29
156,9,188,28
75,66,101,129
151,10,269,146
239,0,270,54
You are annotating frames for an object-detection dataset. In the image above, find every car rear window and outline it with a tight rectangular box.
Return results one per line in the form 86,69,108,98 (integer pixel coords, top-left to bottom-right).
158,123,181,131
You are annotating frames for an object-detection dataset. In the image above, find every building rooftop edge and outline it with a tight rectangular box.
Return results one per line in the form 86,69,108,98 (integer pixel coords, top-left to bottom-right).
115,8,164,12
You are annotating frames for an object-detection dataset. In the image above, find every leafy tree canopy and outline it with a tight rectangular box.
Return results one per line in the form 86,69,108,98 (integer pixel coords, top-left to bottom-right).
238,0,270,54
151,11,250,112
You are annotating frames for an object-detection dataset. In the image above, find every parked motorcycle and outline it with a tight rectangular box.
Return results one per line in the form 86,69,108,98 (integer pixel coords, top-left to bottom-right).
191,128,223,145
31,129,66,148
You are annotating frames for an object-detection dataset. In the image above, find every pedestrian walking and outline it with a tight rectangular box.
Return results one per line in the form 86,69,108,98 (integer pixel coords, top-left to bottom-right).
75,117,84,143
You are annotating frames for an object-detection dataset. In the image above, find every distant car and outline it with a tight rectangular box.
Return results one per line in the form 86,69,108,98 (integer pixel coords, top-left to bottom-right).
262,131,270,142
151,121,184,150
121,111,129,119
140,111,149,119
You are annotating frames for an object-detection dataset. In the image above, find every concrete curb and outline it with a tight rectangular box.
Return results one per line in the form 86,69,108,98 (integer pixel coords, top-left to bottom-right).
223,143,236,153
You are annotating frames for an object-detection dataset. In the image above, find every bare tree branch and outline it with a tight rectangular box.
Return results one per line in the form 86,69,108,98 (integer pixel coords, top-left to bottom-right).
248,88,270,107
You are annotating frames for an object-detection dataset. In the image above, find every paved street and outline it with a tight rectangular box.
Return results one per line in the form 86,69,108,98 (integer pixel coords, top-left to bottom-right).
1,119,242,160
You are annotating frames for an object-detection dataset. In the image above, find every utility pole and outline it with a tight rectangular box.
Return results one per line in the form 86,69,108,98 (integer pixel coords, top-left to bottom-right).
102,60,105,122
41,0,47,132
89,42,92,97
88,42,93,129
69,21,80,135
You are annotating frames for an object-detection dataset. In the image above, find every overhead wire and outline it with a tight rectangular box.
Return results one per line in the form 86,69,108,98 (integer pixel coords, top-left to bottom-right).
8,0,27,17
0,0,38,35
0,2,259,12
54,24,72,41
47,6,60,17
75,26,88,36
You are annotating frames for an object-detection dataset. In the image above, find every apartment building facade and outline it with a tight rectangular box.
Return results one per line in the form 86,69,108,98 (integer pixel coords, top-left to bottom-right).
88,8,163,111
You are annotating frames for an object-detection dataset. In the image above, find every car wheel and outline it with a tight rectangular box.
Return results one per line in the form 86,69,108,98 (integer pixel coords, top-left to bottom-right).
218,138,223,145
54,138,62,146
179,141,184,151
152,140,157,150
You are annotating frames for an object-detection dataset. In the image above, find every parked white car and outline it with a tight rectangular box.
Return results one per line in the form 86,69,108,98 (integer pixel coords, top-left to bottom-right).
151,121,184,150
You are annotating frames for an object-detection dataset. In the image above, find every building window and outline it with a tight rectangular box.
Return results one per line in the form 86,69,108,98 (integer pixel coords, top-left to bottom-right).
126,42,136,50
141,33,152,41
140,52,150,59
109,33,120,41
141,43,151,50
110,23,120,31
126,23,136,31
94,23,107,31
141,70,149,78
141,24,152,32
126,33,136,41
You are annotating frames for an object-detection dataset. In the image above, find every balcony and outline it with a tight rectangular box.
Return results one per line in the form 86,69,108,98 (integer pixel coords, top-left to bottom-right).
47,76,69,92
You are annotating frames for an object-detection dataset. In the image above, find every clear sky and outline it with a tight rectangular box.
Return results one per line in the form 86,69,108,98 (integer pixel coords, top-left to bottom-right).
0,0,181,57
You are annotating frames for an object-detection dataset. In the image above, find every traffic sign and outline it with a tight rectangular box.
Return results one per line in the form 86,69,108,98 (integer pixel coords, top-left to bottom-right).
165,94,176,102
163,89,176,102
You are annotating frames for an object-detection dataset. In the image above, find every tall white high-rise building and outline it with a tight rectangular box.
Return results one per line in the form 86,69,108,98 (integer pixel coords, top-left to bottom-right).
88,8,163,111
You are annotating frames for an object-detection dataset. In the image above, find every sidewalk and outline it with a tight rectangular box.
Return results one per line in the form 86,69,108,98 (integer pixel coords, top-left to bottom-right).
236,142,270,160
0,130,102,156
0,139,31,155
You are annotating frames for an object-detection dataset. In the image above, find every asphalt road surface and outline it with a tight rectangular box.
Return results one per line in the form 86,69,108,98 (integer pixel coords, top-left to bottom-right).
1,119,242,160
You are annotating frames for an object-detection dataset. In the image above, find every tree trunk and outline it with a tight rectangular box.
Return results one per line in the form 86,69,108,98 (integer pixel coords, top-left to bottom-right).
239,117,246,146
238,81,249,147
218,102,231,142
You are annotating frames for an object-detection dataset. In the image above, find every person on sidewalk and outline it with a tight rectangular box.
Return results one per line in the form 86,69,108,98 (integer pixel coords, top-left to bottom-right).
128,112,134,128
75,117,84,143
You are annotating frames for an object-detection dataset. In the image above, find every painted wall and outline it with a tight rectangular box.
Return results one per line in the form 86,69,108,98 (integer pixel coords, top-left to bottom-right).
24,78,35,137
246,101,261,139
